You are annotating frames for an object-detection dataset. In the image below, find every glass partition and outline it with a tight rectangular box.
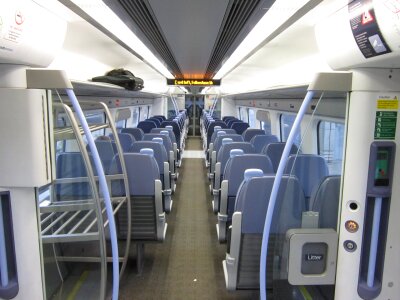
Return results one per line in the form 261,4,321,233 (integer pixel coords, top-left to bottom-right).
270,92,347,299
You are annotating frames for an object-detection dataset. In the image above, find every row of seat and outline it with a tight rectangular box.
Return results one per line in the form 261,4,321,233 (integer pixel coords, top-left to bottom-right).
201,114,341,291
56,111,188,273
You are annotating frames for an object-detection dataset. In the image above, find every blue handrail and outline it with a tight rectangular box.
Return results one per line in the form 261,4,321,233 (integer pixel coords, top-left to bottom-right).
66,89,119,300
259,91,315,300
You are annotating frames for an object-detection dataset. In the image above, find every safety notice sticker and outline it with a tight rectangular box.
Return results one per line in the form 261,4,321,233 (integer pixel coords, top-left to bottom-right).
377,98,399,110
348,0,391,58
375,111,397,140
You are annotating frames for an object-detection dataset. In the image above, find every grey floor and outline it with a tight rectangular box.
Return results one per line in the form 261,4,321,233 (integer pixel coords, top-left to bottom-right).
118,137,259,299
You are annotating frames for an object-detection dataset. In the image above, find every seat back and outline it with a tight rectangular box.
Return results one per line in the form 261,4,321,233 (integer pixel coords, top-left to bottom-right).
284,154,329,206
137,120,157,133
210,128,236,144
233,175,305,288
250,135,279,153
121,127,144,141
87,140,115,174
143,133,173,153
109,153,160,240
160,121,181,148
56,152,91,200
214,134,244,155
223,116,237,123
222,155,274,219
147,117,161,127
242,128,266,142
151,127,176,144
231,122,250,135
130,141,168,174
263,142,298,172
310,175,341,229
206,121,227,148
227,119,242,127
217,142,255,173
110,132,135,152
224,154,274,196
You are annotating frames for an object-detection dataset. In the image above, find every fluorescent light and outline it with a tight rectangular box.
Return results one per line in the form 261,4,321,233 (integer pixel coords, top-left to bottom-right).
69,0,173,78
214,0,319,79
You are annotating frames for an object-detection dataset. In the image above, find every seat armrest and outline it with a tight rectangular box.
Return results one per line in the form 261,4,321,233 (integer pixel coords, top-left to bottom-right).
154,180,167,240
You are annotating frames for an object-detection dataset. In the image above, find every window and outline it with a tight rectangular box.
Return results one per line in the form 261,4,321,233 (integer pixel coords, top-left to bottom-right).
260,121,272,135
280,113,300,147
248,109,256,128
116,119,126,130
132,107,140,127
318,120,345,174
240,107,248,122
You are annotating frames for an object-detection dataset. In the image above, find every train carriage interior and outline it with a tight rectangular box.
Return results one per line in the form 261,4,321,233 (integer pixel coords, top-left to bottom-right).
0,0,400,299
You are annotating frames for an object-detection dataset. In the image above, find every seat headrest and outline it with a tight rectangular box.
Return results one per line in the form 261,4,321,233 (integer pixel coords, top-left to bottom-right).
160,130,169,136
152,137,164,145
244,169,264,181
222,138,233,145
214,126,221,130
140,148,154,157
230,149,244,158
217,131,226,137
165,126,173,130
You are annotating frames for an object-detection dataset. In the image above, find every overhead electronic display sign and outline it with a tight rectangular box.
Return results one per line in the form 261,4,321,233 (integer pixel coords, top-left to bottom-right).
167,78,221,86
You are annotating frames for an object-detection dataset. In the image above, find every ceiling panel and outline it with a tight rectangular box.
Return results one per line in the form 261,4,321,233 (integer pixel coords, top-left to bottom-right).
147,0,230,78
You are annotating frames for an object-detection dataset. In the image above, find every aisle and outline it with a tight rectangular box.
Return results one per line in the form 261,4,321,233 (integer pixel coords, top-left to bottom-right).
119,137,259,299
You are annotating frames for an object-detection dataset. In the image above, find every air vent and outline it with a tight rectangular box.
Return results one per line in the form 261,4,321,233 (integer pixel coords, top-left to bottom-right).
117,0,183,78
205,0,261,79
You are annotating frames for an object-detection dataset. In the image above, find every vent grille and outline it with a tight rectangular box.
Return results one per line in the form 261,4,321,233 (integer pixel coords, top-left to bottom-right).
205,0,261,79
118,0,183,78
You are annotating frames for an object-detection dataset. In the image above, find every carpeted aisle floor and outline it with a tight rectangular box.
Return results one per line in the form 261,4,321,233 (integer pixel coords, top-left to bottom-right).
118,137,259,299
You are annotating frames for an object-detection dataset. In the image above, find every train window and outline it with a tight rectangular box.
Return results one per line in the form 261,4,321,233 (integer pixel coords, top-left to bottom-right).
116,119,127,130
318,120,345,174
248,108,256,127
85,112,106,140
260,121,272,134
140,106,149,121
257,110,271,134
132,107,140,127
240,107,248,122
280,113,300,146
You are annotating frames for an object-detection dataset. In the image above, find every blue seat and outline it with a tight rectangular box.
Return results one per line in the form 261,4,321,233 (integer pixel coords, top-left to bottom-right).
212,142,255,196
121,127,144,141
231,122,250,135
250,135,279,153
263,142,299,172
216,154,274,241
223,174,305,290
147,117,161,127
143,132,177,184
309,175,341,229
284,154,329,209
242,128,266,142
209,134,244,174
56,152,92,200
227,119,242,127
223,116,237,123
109,132,135,152
130,141,172,212
153,115,166,122
206,121,227,150
109,152,166,273
87,140,115,174
137,120,157,133
210,128,236,145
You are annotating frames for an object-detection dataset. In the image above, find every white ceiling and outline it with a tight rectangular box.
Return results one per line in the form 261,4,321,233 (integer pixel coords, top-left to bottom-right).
147,0,230,78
